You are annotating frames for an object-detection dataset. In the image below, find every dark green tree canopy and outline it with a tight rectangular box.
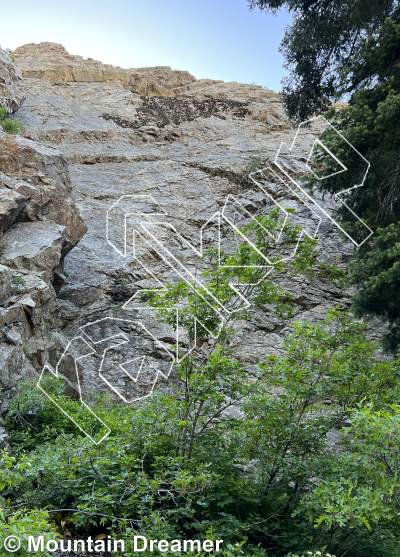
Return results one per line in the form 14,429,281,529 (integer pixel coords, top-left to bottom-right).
303,17,400,233
250,0,400,352
249,0,400,120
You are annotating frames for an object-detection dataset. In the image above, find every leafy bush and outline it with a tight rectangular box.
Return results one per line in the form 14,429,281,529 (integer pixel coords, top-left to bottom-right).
2,211,399,556
0,506,57,557
0,106,23,135
2,308,399,556
11,277,26,285
0,451,58,556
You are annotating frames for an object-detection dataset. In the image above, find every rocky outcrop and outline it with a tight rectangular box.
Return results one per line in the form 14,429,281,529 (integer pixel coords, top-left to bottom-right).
0,132,87,250
0,48,25,112
13,42,197,97
0,41,379,410
0,57,87,409
1,221,68,281
0,188,25,233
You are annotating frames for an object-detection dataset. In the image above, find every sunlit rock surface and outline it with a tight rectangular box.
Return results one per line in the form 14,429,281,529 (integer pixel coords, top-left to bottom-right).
0,42,381,411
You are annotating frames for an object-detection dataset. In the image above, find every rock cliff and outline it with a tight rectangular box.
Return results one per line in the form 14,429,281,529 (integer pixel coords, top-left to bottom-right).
0,49,25,112
0,43,373,410
14,42,197,97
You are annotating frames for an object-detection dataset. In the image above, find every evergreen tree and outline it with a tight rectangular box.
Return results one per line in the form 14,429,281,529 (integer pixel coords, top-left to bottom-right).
250,0,400,351
248,0,400,121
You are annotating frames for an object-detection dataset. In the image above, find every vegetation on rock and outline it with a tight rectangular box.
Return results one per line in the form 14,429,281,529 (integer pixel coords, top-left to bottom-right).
0,106,23,135
2,215,400,556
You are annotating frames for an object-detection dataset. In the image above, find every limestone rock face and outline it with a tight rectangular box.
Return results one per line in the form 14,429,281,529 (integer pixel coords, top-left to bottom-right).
13,42,197,97
0,131,87,250
0,418,11,453
0,48,26,112
0,41,380,413
0,109,86,410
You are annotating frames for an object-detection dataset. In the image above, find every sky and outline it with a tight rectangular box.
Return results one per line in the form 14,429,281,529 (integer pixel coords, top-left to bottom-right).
2,0,291,91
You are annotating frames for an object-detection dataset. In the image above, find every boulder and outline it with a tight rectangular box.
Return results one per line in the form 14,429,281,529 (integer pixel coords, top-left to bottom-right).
0,131,87,249
0,220,67,281
0,188,26,234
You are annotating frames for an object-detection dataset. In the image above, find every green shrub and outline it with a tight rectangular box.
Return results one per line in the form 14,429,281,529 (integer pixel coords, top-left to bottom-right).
0,506,57,557
12,276,26,285
0,106,23,135
3,308,400,556
4,48,15,63
240,155,263,186
2,212,399,556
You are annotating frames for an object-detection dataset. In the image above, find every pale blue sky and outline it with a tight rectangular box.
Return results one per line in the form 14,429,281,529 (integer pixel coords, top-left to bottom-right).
3,0,291,91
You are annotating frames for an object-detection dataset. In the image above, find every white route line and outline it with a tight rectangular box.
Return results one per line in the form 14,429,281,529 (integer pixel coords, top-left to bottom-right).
80,317,174,404
37,317,174,442
40,115,372,444
37,336,111,445
270,115,373,247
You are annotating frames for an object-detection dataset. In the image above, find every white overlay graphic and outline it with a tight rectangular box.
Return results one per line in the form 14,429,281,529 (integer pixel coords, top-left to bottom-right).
40,116,372,443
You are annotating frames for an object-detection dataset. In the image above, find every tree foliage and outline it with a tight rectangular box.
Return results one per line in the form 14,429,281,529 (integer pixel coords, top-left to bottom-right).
248,0,400,121
2,215,400,556
250,0,400,351
2,310,400,556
